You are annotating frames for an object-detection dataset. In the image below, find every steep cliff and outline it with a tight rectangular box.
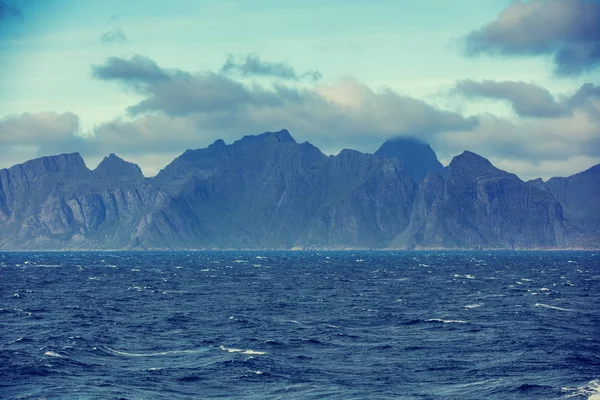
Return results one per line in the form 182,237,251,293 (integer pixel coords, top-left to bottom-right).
528,165,600,247
394,152,569,249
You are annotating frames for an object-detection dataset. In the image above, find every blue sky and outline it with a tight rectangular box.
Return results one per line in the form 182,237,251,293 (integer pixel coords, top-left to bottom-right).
1,0,600,180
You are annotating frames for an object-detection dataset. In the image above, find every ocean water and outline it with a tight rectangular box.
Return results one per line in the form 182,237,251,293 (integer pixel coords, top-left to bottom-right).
1,251,599,400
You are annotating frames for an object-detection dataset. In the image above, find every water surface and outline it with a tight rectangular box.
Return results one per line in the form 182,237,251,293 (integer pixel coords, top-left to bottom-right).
1,251,599,399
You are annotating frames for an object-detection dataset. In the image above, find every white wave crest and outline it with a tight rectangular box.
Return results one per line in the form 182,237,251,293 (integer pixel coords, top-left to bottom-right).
562,379,600,399
219,345,266,355
425,318,467,324
44,351,64,358
535,303,574,312
103,346,205,357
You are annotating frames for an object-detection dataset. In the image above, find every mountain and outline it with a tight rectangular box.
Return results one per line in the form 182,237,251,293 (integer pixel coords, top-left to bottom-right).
0,130,597,249
148,130,416,249
528,165,600,247
394,151,569,249
93,153,144,182
375,137,444,182
0,153,167,249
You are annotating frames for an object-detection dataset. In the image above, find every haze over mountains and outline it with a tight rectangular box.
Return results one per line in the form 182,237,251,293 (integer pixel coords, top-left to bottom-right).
0,129,597,250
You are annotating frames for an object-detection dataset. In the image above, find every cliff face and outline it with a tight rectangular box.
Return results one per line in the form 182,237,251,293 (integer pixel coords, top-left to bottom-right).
0,153,168,249
148,130,416,249
528,165,600,247
394,152,569,249
0,130,596,249
299,149,416,248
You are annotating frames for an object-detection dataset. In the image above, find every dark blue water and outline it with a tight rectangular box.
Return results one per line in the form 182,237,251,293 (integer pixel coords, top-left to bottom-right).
1,251,599,399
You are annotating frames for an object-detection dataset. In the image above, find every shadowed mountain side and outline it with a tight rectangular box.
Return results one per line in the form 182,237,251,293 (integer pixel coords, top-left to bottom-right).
375,137,444,182
152,130,329,248
528,165,600,247
393,151,570,249
150,130,416,248
0,130,597,249
298,149,416,248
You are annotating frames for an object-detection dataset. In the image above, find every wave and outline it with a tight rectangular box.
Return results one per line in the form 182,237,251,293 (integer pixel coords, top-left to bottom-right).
425,318,467,324
535,303,574,312
7,337,26,345
32,264,63,268
219,345,266,355
101,346,206,357
44,351,65,358
561,379,600,399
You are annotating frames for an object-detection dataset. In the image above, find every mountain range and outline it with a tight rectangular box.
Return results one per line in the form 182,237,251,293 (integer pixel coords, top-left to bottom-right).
0,129,597,250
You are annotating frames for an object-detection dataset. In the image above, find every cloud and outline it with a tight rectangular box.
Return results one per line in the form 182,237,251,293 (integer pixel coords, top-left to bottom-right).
89,55,477,161
92,55,169,85
0,0,21,21
0,112,92,168
569,82,600,106
87,55,599,180
464,0,600,76
453,80,600,121
220,53,323,82
453,79,570,118
93,55,309,116
0,111,79,145
92,114,204,156
432,109,600,180
101,28,127,44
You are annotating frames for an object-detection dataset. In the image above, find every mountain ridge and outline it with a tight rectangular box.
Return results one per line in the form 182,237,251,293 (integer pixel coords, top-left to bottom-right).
0,129,597,250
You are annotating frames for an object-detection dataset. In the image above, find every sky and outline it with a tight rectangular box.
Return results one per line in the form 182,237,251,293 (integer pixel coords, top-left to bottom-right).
1,0,600,180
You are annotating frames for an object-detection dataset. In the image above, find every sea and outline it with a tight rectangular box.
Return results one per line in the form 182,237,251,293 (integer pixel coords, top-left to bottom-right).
1,250,599,399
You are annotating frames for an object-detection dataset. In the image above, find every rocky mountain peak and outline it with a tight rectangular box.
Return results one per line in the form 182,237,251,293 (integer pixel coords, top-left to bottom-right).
10,152,90,181
449,151,495,170
269,128,294,142
236,129,296,146
375,137,444,182
93,153,143,181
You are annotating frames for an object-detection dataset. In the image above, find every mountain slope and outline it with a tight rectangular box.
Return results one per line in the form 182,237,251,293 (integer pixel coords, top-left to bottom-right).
149,130,416,248
528,165,600,247
394,151,569,249
0,153,169,249
0,130,596,249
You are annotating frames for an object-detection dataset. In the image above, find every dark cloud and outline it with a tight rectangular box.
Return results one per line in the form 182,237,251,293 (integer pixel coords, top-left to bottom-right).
93,55,310,116
569,82,600,105
453,79,570,118
464,0,600,76
92,55,475,134
220,53,323,82
453,79,600,122
101,28,127,44
92,55,169,86
0,0,21,21
569,83,600,120
89,55,477,162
